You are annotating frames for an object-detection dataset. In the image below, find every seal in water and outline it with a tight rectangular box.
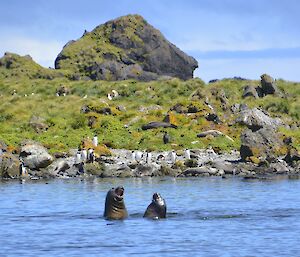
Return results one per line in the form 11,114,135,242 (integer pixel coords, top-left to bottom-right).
104,186,128,220
143,193,166,219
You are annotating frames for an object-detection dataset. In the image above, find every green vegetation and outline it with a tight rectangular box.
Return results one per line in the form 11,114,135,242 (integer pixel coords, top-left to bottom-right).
56,14,148,78
0,72,299,154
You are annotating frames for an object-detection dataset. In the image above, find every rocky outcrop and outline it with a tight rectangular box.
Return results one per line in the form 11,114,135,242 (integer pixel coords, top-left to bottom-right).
141,121,177,130
242,85,259,99
0,52,63,80
240,128,285,162
236,108,282,131
20,141,53,170
260,74,279,95
0,153,20,178
55,14,198,81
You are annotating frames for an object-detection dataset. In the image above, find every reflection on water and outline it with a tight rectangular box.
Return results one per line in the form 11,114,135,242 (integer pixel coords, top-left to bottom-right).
0,177,300,257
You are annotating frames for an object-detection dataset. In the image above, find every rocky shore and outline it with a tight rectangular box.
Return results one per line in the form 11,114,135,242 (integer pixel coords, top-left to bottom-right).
0,139,299,180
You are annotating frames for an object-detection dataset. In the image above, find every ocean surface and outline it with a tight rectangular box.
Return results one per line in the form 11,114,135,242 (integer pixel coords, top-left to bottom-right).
0,176,299,257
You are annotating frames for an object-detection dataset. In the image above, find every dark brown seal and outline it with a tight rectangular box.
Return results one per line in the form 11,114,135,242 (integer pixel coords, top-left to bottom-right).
143,193,166,219
104,186,128,220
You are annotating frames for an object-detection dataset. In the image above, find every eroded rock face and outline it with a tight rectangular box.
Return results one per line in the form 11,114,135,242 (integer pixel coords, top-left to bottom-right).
55,15,198,81
20,141,53,170
240,128,285,162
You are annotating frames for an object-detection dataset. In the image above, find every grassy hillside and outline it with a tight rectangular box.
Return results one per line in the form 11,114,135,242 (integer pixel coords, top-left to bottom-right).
0,74,299,154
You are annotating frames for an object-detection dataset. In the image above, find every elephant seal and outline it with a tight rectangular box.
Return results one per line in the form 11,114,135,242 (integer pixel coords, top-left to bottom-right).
143,193,166,219
104,186,128,220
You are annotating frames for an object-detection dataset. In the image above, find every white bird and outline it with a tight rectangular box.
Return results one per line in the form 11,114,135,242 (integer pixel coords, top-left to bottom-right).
81,149,87,162
184,149,191,159
111,89,119,98
107,93,113,100
146,152,152,164
169,151,176,164
75,151,82,164
88,148,95,163
92,136,98,147
19,162,28,176
135,151,143,163
131,151,136,162
83,95,87,99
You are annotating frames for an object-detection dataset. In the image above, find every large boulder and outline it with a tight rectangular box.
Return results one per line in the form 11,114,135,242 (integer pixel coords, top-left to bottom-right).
20,141,53,170
0,153,20,178
260,74,280,95
236,108,282,131
55,15,198,81
240,128,286,162
242,85,259,99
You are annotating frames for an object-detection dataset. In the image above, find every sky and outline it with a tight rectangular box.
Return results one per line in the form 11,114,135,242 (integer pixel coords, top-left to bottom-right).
0,0,300,82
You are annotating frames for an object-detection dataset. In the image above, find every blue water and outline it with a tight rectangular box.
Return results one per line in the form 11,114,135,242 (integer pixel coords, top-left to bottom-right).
0,177,299,257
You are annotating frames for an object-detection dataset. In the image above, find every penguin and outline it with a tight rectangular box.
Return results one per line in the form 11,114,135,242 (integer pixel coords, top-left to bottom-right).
87,148,94,163
75,151,82,164
92,135,98,147
184,149,191,159
78,162,85,174
19,162,28,176
163,132,170,144
135,151,143,163
169,151,176,164
81,149,87,162
146,152,152,165
131,151,136,162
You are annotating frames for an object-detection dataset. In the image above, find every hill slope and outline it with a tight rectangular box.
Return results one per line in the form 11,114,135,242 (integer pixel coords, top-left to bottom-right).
54,14,198,81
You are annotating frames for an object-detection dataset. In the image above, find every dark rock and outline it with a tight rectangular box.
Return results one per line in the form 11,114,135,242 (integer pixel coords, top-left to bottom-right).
181,167,218,177
55,15,198,81
205,113,222,124
163,132,170,144
242,85,259,99
260,74,279,95
187,104,200,113
284,148,300,165
208,79,219,83
233,76,247,81
85,162,104,176
240,128,285,162
142,122,177,130
0,153,20,178
170,103,185,114
87,116,97,128
102,164,133,178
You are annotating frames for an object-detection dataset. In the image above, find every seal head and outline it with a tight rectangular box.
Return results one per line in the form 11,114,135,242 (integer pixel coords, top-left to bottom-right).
104,186,128,220
143,193,166,219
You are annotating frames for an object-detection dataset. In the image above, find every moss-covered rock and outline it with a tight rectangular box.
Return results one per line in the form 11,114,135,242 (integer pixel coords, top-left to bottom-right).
0,153,20,178
0,52,64,80
55,14,198,81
